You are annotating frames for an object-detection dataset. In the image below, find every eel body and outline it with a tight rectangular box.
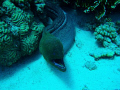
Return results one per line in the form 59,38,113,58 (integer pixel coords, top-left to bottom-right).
39,2,75,72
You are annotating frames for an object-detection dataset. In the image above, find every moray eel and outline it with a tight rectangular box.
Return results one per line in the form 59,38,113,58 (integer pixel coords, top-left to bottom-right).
39,2,75,72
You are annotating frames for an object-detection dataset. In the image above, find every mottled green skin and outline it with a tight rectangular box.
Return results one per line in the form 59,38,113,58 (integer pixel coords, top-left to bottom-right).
38,2,75,72
39,32,66,72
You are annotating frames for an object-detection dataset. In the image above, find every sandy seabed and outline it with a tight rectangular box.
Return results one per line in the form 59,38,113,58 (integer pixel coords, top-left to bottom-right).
0,9,120,90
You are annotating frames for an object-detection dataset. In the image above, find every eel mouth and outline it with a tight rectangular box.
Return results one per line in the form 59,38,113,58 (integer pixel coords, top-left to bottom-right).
52,59,66,72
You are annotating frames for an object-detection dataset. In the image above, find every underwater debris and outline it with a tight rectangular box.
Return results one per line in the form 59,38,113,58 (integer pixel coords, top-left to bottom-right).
84,61,97,70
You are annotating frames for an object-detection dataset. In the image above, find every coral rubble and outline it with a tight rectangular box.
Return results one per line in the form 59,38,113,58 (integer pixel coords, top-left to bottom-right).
84,61,97,70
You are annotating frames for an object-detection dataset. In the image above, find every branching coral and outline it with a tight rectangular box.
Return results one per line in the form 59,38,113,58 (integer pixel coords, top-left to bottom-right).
91,22,120,60
94,22,117,47
59,0,120,20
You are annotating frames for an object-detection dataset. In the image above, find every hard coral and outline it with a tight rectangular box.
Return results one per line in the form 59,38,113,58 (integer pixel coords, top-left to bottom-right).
0,21,13,50
0,21,21,66
0,0,44,66
94,22,117,47
91,22,120,60
59,0,120,20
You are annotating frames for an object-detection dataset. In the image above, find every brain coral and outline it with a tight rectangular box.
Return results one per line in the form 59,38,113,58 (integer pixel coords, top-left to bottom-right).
21,22,44,56
0,47,21,66
94,22,117,47
2,0,16,15
19,23,29,37
0,21,21,66
0,0,44,66
11,8,33,26
0,21,13,50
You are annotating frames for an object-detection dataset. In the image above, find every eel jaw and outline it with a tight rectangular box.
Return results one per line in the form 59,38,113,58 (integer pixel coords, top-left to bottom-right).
52,59,66,72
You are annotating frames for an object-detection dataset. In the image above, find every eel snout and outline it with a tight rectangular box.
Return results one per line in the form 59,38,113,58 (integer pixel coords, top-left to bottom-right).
52,59,66,72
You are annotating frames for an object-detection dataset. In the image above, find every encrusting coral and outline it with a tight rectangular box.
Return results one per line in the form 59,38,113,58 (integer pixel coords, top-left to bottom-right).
0,0,45,66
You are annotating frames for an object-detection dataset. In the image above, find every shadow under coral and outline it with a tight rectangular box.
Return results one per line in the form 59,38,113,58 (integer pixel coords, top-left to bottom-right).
0,49,42,80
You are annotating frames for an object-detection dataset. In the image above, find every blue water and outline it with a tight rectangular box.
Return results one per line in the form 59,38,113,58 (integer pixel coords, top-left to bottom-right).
0,1,120,90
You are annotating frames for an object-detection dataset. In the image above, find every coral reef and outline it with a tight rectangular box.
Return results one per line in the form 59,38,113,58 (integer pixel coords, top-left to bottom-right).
21,22,44,56
0,46,21,66
0,21,12,50
0,21,21,66
94,22,117,47
91,21,120,60
58,0,120,20
0,0,44,66
11,8,33,26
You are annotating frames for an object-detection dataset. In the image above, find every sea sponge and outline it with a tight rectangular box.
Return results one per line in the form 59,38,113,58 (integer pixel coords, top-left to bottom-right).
94,22,117,47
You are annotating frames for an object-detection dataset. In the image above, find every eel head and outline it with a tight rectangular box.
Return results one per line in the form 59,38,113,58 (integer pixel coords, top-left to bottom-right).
39,32,66,72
